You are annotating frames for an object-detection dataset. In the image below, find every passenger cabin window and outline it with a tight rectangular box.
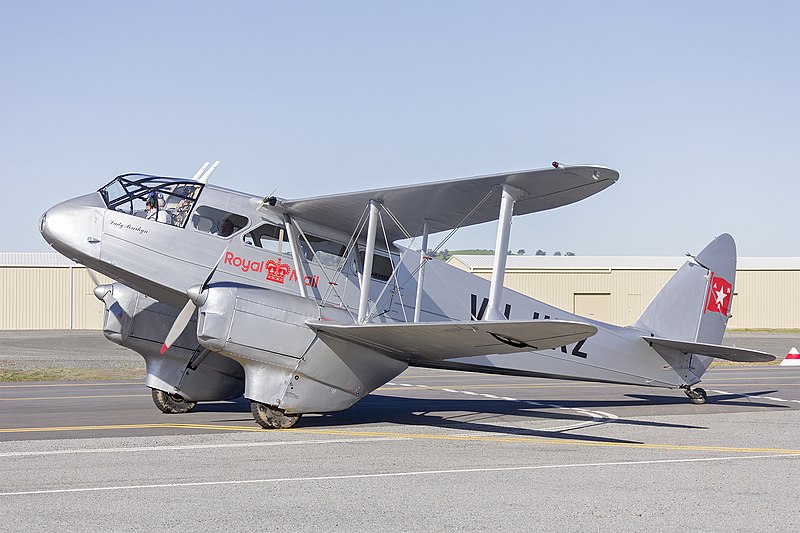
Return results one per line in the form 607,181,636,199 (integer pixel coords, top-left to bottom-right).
243,224,348,269
358,250,397,282
244,223,291,255
191,206,249,237
300,234,348,270
99,175,203,228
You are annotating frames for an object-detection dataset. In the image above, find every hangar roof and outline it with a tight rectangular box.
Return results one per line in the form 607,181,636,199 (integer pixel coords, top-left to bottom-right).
0,252,78,267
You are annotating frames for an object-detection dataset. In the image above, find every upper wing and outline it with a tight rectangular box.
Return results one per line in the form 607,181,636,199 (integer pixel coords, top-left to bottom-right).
308,319,597,363
645,336,776,363
280,164,618,244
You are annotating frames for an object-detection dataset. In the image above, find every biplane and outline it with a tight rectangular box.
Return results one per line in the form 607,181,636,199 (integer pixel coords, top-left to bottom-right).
39,161,774,428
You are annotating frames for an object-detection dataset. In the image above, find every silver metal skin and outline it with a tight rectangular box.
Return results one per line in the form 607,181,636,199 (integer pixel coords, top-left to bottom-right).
40,164,774,428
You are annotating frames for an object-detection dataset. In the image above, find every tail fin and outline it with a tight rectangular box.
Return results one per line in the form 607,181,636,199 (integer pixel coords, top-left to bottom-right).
634,234,736,378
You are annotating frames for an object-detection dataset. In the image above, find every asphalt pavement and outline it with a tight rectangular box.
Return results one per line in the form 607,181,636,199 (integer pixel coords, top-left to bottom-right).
1,331,799,531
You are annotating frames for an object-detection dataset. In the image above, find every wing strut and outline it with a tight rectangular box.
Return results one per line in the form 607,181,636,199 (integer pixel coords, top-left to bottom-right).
413,219,429,323
485,185,522,321
283,214,308,298
358,200,380,323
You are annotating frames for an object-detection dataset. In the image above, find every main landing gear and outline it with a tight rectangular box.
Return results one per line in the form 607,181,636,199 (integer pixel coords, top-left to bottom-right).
251,401,302,429
683,386,707,405
151,389,198,414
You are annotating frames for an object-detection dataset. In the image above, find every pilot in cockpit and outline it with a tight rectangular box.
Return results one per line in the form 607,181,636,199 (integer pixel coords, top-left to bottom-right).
218,217,234,237
145,192,172,224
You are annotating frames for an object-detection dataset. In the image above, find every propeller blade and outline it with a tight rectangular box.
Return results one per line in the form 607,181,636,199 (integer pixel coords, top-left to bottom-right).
160,245,231,355
87,268,101,286
161,299,196,355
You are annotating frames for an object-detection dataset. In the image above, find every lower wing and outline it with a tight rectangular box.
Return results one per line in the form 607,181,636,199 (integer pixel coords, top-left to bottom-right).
308,319,597,363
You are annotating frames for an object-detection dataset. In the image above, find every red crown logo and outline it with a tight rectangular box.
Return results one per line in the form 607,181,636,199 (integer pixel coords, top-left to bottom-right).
265,258,291,284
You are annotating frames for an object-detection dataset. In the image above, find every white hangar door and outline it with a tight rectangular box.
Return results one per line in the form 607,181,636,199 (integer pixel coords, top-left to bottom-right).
573,293,611,323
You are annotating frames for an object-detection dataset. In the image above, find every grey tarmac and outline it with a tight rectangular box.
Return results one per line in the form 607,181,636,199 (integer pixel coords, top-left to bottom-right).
0,331,799,532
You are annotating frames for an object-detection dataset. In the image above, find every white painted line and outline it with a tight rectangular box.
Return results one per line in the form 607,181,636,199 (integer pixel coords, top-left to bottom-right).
389,382,619,431
709,389,799,404
0,438,407,459
3,454,796,497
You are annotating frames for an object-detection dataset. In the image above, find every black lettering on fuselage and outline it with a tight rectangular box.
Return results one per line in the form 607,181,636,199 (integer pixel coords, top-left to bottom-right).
470,295,511,320
531,310,589,359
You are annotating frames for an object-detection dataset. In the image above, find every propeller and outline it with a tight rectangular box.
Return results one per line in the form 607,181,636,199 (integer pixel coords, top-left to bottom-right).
87,268,114,303
160,247,229,355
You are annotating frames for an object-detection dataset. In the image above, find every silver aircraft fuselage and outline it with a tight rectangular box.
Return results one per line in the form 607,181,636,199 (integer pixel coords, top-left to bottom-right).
40,167,771,427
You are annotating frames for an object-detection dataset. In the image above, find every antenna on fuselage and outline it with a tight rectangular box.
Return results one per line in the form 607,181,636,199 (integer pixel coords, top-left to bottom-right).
197,161,220,184
190,162,210,181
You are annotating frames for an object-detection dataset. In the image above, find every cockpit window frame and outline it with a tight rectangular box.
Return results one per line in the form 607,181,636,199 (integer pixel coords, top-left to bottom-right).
99,174,204,228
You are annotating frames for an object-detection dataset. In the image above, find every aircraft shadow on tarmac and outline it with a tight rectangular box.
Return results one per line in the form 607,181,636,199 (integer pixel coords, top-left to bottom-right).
624,390,789,409
186,391,796,445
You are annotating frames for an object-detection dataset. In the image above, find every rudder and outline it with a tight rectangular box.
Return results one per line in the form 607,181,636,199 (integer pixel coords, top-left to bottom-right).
634,234,736,378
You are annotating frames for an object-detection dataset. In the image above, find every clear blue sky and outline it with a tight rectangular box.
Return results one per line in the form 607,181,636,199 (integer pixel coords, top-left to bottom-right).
1,0,798,256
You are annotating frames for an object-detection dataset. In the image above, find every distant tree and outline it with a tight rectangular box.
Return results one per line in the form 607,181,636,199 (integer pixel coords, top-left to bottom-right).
554,251,562,256
535,249,546,256
517,249,526,255
565,251,575,256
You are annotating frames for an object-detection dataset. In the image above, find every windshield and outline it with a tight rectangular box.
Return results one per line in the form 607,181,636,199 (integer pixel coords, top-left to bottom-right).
99,174,204,228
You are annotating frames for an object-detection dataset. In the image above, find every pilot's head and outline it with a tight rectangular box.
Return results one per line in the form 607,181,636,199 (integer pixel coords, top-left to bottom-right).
219,218,234,236
145,192,158,211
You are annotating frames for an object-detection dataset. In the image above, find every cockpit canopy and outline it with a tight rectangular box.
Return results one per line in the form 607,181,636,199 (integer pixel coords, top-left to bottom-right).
99,174,203,228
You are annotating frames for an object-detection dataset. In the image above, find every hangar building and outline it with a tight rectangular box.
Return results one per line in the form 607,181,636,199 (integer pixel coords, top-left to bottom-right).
448,255,800,330
1,252,798,330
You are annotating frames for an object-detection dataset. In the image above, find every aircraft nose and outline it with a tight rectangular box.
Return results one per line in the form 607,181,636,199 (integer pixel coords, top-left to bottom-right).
40,193,106,262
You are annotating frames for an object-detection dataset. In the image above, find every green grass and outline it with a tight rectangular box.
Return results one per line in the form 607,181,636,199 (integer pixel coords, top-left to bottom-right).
0,367,145,382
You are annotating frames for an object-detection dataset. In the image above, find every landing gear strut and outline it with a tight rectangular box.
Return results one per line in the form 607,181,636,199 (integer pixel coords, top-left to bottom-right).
683,387,707,405
151,389,197,414
251,402,302,429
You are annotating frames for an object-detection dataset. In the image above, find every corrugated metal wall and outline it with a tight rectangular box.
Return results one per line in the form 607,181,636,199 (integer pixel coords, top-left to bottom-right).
465,267,799,329
733,271,800,329
2,262,798,330
0,266,108,330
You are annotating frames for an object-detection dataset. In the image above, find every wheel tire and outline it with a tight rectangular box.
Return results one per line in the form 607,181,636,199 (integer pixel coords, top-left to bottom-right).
251,402,301,429
151,388,197,414
685,387,707,405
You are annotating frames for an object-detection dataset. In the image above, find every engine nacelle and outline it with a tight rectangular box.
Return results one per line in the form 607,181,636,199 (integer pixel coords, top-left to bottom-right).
101,282,245,402
196,286,408,414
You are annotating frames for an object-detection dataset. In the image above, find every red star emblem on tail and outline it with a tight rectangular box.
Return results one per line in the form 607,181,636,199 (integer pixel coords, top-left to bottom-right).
705,273,732,315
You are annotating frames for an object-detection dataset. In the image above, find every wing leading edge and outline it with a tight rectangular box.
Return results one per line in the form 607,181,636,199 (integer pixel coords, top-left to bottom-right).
308,319,598,364
280,164,618,245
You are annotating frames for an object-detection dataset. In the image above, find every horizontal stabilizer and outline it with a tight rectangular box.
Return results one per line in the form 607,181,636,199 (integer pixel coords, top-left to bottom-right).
644,336,775,363
308,320,597,363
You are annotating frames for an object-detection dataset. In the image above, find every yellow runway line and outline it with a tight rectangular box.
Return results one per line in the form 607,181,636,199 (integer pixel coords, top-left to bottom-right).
3,422,800,456
292,427,800,455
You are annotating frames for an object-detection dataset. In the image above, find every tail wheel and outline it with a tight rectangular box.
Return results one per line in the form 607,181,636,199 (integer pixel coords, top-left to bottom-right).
684,387,707,405
151,388,197,414
251,401,301,429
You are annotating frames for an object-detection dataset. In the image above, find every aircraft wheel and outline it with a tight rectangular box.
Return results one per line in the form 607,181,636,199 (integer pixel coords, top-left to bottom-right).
684,387,707,405
251,402,301,429
151,389,197,414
